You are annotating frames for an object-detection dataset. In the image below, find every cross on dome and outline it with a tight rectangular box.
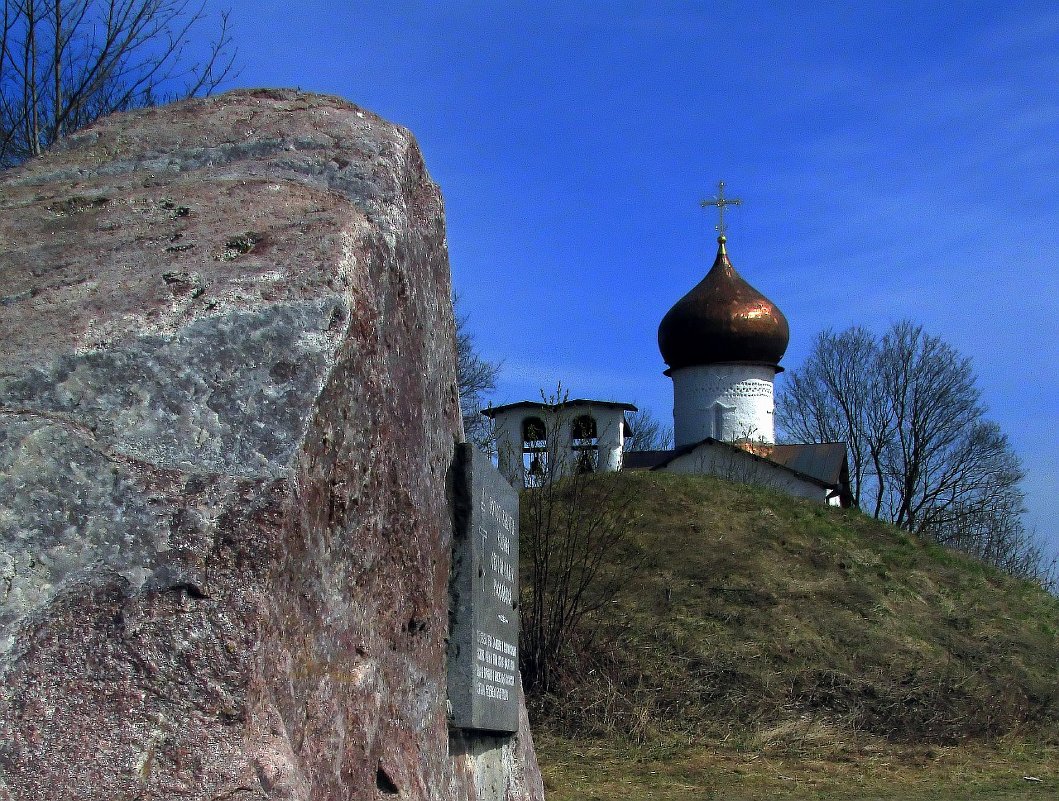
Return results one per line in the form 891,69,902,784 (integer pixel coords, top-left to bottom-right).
659,180,788,374
700,180,742,241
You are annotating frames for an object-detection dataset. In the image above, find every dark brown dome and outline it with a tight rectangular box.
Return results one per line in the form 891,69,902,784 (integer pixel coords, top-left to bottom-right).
658,237,789,370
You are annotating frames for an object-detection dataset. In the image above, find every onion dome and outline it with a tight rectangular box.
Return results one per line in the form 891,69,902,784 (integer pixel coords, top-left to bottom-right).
658,236,789,370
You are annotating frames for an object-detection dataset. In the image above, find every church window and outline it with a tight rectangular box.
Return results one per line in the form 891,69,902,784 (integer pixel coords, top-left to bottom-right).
522,416,548,486
571,414,598,473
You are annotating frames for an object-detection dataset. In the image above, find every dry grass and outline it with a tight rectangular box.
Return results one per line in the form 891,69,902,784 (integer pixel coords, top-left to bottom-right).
526,471,1059,798
535,732,1058,800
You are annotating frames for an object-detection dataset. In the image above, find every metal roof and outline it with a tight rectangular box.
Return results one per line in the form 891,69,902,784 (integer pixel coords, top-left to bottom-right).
657,237,789,370
621,449,680,470
481,399,638,418
622,439,853,506
769,443,848,487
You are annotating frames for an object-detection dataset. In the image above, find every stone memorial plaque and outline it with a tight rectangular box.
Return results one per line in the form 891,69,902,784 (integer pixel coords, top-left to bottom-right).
448,443,520,733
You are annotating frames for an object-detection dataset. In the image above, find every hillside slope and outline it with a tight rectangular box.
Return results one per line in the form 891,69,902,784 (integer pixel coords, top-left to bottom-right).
529,471,1059,747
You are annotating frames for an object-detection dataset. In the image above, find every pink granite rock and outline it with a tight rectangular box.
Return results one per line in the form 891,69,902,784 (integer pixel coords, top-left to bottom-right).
0,89,543,801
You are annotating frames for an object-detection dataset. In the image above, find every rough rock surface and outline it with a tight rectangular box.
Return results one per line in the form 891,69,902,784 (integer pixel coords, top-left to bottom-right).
0,89,543,801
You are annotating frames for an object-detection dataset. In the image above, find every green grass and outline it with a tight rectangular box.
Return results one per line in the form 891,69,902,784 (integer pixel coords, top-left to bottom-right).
526,471,1059,798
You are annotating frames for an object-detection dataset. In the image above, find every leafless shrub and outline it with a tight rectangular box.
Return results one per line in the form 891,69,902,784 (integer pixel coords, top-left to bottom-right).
519,391,640,695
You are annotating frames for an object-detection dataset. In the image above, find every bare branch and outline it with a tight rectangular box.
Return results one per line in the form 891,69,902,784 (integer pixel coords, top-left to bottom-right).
519,391,640,694
1,0,238,167
453,293,502,454
778,319,1053,585
623,407,673,452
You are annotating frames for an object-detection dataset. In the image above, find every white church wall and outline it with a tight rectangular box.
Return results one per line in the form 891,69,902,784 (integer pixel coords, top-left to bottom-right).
552,416,576,476
492,410,526,487
488,404,628,488
662,442,826,503
671,363,777,447
599,409,625,472
594,408,625,472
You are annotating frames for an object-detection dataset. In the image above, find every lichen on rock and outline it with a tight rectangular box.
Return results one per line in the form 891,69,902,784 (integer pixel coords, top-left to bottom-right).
0,89,542,801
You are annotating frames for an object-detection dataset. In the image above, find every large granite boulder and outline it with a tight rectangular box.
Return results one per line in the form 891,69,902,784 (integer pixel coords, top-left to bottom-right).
0,89,543,801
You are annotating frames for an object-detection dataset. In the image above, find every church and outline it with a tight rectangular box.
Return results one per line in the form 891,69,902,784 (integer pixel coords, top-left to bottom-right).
483,184,852,507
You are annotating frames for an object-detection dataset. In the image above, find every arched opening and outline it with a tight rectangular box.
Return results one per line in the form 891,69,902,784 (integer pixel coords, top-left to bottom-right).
522,416,548,486
570,414,598,474
712,402,733,441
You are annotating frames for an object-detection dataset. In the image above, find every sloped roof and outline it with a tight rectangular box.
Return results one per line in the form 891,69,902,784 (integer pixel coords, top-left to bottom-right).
623,439,853,506
623,438,828,487
481,399,638,417
622,449,683,471
769,443,848,487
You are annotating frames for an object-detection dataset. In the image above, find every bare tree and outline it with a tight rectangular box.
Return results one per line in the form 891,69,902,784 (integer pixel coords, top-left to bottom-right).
0,0,235,167
778,326,895,513
623,407,672,452
876,323,1017,535
454,293,501,453
778,320,1052,581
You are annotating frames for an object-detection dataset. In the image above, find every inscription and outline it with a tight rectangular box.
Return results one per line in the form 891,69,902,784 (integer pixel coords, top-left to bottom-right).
474,631,518,701
448,444,520,732
481,491,516,536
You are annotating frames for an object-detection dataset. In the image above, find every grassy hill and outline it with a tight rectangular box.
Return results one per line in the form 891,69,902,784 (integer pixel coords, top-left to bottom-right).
526,471,1059,800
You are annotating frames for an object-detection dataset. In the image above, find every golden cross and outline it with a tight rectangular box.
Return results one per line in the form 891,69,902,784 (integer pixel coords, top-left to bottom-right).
700,180,742,239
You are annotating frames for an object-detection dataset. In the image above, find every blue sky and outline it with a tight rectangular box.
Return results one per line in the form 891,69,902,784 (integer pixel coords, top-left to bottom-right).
217,1,1058,551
